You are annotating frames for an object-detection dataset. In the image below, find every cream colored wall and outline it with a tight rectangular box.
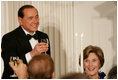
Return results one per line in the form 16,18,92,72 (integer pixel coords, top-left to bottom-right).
1,1,117,78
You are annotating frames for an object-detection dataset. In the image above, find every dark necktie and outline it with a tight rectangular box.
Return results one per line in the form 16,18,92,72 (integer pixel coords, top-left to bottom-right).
26,33,38,40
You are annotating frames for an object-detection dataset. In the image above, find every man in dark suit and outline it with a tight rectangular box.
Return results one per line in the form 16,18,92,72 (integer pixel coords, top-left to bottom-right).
1,5,50,79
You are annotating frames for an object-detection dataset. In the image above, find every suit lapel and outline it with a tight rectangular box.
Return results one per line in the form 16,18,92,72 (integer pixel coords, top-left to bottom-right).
16,26,32,52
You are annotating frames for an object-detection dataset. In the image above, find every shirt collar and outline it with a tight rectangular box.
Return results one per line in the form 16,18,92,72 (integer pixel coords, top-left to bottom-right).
21,26,36,35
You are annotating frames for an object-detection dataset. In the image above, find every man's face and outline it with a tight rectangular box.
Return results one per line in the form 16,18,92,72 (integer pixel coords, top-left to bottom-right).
19,8,39,34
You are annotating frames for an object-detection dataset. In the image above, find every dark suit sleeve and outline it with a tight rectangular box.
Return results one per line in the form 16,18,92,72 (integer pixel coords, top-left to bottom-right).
1,35,18,79
1,32,29,79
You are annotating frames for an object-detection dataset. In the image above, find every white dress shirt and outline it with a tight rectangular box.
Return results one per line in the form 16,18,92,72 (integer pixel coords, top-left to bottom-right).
22,27,38,63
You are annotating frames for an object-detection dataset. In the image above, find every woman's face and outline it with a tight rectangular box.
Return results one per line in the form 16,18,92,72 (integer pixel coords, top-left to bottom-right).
84,52,101,76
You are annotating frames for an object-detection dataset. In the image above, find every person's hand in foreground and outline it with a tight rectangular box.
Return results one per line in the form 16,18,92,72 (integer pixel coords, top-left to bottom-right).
9,59,28,79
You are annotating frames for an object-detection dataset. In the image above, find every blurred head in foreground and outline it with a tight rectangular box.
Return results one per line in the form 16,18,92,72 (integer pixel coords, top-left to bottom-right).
28,54,54,79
